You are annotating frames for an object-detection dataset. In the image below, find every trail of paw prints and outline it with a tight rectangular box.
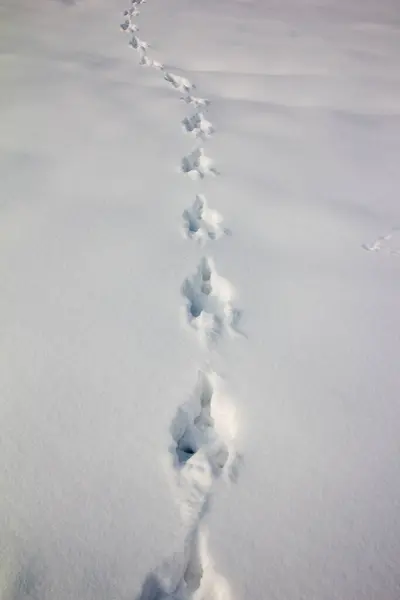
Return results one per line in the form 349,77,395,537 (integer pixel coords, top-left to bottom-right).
129,33,149,52
121,2,218,180
118,5,241,598
120,0,145,30
182,194,230,245
181,258,242,346
362,228,400,256
120,0,165,70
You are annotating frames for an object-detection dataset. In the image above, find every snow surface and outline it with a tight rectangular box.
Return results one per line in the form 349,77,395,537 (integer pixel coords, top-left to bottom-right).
1,0,400,598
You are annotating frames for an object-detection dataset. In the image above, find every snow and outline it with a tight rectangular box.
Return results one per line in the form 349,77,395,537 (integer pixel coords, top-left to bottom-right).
1,0,400,599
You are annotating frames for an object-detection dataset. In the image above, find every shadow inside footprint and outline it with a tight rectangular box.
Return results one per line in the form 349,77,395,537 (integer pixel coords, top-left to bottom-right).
181,257,214,320
184,211,200,234
181,280,204,319
182,113,214,139
136,573,170,600
175,445,196,464
170,405,199,466
181,148,218,179
170,370,229,476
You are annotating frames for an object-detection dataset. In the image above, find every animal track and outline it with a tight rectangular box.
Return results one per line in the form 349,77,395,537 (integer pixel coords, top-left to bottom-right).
182,112,214,140
171,370,236,473
121,7,140,32
178,527,232,600
136,526,232,600
139,55,164,70
183,194,228,244
121,0,147,27
151,60,165,70
124,6,140,17
181,258,241,343
136,371,237,600
181,148,219,180
182,95,211,109
164,72,195,94
169,369,237,544
363,228,400,255
129,34,149,52
119,3,239,598
120,19,139,33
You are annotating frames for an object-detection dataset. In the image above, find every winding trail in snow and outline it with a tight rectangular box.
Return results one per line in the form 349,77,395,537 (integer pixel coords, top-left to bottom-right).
120,2,243,598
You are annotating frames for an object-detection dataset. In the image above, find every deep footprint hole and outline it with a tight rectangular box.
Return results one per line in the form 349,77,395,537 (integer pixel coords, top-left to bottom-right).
176,442,197,465
189,221,200,234
190,298,203,318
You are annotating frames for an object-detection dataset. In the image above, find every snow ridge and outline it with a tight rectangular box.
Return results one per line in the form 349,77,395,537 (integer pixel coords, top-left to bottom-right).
120,2,242,598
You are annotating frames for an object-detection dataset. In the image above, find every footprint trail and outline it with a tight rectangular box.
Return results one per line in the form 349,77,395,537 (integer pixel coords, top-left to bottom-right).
137,370,237,599
119,2,242,598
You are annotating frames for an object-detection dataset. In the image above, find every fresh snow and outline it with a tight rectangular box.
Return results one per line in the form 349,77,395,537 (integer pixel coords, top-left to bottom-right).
1,0,400,599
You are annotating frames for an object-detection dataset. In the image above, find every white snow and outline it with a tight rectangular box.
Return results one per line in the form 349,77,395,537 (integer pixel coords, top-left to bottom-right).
1,0,400,599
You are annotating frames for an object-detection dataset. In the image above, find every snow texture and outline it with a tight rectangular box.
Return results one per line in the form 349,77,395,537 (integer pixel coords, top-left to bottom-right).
1,0,400,599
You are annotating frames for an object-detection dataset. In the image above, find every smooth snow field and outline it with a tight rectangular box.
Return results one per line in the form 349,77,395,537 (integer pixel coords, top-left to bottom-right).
1,0,400,599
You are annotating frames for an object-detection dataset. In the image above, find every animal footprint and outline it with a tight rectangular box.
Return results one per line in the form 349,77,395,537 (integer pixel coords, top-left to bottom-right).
180,528,204,596
136,527,232,600
122,5,140,20
129,34,149,52
177,371,236,463
172,371,227,467
177,527,232,600
182,95,211,109
120,5,139,30
164,71,195,94
181,148,219,180
362,228,400,255
139,55,164,70
182,112,214,139
181,258,241,343
170,369,237,521
152,60,164,70
183,194,229,244
120,20,138,32
118,4,236,598
177,450,214,525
